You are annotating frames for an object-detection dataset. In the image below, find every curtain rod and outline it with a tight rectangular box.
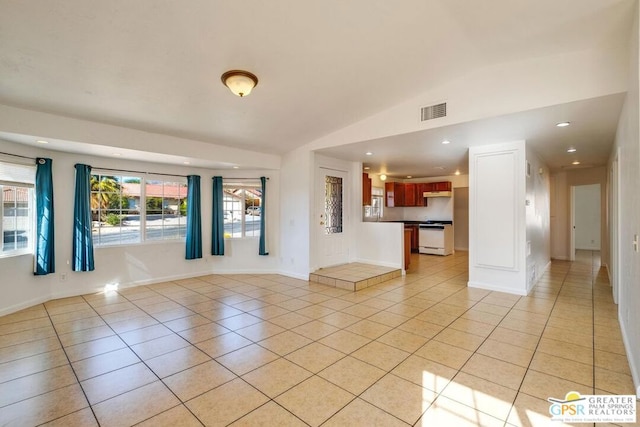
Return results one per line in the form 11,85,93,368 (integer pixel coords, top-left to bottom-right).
219,177,269,180
92,166,188,178
0,151,37,161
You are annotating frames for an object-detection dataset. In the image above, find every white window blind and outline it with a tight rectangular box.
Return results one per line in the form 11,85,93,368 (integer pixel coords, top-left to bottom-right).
0,161,35,187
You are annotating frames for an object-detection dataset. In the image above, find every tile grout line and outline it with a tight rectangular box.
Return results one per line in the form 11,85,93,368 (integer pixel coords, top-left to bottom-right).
503,261,574,425
39,301,103,427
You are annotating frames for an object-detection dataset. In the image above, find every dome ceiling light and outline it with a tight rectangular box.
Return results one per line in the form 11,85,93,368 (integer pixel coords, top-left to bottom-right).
221,70,258,97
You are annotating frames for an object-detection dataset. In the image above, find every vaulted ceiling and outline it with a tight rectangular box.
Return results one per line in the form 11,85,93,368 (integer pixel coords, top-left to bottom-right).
0,0,635,176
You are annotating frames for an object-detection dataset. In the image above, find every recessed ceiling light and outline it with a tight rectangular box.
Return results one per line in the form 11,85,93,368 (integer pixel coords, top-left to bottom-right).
567,147,577,153
455,170,461,176
365,152,373,156
36,140,48,144
406,175,412,179
572,161,580,165
379,174,387,181
183,161,190,165
364,166,370,170
232,166,240,169
441,140,451,145
556,122,571,127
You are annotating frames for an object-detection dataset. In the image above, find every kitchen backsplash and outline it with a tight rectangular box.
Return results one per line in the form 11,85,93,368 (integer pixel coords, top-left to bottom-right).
382,196,454,221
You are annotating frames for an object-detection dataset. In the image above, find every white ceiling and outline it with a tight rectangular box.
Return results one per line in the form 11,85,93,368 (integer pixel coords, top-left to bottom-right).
0,0,635,174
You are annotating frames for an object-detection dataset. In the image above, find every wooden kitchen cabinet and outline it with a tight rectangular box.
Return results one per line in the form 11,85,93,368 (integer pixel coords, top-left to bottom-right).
416,183,429,206
433,181,452,191
362,173,372,205
404,183,417,206
409,224,419,251
404,229,412,270
385,182,405,207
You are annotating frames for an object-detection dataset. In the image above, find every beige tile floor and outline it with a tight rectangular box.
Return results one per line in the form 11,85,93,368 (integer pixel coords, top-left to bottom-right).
0,250,637,426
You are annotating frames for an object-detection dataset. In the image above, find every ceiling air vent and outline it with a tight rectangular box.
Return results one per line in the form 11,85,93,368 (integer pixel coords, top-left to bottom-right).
421,102,447,121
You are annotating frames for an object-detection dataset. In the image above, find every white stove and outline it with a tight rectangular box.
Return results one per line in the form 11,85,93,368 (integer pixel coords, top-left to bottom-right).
418,221,454,256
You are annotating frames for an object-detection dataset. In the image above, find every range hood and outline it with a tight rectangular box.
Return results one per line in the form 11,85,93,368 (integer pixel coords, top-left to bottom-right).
423,191,452,198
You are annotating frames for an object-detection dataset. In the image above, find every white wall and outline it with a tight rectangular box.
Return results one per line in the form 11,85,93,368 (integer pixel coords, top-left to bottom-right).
574,184,601,250
0,139,281,316
355,222,403,269
278,148,313,280
610,1,640,398
468,141,528,295
0,104,280,171
307,48,628,151
525,146,551,291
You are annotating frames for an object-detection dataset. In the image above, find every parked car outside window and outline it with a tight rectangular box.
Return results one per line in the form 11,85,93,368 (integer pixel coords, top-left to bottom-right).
246,206,261,216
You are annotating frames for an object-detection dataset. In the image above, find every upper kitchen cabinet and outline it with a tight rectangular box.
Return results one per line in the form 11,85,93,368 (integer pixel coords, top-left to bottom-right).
362,173,372,205
404,183,417,206
385,182,405,207
433,181,452,192
416,183,430,206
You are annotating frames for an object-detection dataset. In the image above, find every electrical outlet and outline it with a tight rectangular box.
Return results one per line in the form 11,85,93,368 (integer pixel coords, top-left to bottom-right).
59,273,67,282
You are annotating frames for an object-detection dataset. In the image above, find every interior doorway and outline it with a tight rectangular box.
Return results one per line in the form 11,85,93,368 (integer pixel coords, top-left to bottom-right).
570,184,601,261
453,187,469,251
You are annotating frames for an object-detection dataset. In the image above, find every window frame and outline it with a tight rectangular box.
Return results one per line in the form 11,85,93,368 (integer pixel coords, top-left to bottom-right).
90,170,188,247
222,183,262,239
0,160,36,258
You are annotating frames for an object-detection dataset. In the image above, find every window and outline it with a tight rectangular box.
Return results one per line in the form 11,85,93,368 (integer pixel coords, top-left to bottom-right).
0,161,35,257
223,183,261,238
91,172,187,246
364,187,383,220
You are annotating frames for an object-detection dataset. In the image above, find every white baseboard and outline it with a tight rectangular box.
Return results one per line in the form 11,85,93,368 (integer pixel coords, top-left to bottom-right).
468,280,528,296
1,269,309,318
0,295,51,318
619,310,640,399
551,256,569,261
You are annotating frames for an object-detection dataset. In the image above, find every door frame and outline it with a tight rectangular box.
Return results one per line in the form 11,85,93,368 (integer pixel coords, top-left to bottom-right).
315,166,350,270
570,183,602,261
570,186,576,261
611,151,620,303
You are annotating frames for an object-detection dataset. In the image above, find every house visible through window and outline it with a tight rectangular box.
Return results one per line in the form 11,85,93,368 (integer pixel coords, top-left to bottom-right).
223,183,261,238
0,160,35,257
91,172,187,246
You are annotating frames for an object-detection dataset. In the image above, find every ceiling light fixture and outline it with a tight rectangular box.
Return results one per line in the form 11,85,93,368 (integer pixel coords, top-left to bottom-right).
406,176,412,179
572,161,580,165
365,152,373,156
556,122,570,127
455,170,461,176
567,147,577,153
221,70,258,97
183,161,190,165
364,166,370,170
441,140,451,145
232,166,240,169
36,140,48,144
379,174,387,181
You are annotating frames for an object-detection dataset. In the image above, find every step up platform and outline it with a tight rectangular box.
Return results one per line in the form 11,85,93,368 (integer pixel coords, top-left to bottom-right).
309,263,402,291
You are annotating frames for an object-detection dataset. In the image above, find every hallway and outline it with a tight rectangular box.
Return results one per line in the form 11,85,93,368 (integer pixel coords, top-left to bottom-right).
0,250,635,426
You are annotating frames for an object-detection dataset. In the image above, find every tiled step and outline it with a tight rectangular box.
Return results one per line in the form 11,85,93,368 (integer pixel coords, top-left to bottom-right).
309,262,402,291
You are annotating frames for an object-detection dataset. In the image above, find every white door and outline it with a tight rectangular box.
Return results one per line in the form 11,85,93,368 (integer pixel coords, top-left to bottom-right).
316,168,349,268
